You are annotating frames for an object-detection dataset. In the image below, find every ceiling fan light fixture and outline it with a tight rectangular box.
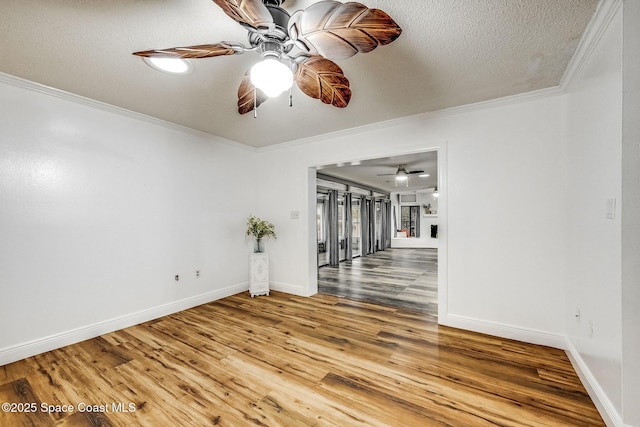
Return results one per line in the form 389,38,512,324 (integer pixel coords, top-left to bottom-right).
143,56,192,74
395,174,408,188
250,55,293,98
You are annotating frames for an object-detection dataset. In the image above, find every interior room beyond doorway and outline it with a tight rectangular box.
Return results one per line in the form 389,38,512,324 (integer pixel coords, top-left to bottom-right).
315,151,439,315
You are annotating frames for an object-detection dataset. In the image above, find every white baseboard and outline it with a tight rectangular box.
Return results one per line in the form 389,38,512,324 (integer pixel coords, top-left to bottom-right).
439,314,627,426
439,314,566,349
564,338,627,427
270,281,310,296
0,282,248,366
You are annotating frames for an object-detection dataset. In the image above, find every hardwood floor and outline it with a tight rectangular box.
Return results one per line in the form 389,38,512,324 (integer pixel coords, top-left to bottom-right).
318,248,438,315
1,291,603,426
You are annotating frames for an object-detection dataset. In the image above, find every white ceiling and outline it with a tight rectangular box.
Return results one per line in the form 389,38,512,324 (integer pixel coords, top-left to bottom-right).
0,0,598,148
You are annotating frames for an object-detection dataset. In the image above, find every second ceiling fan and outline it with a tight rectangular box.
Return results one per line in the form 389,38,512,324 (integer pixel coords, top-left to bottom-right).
133,0,402,115
377,164,425,187
377,164,425,177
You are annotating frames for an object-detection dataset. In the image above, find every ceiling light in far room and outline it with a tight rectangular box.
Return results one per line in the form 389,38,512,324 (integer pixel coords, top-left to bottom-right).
419,173,430,178
250,51,293,98
395,174,409,187
143,57,192,74
433,186,439,197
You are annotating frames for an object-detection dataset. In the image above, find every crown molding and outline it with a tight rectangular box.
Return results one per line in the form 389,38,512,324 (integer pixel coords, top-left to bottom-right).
0,72,256,152
1,66,562,155
258,85,564,153
424,86,565,120
560,0,623,89
256,111,430,153
260,1,621,153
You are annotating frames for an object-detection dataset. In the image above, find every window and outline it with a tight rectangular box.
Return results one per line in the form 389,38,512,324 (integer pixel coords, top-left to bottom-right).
317,202,325,243
400,194,417,203
352,198,361,257
400,205,420,237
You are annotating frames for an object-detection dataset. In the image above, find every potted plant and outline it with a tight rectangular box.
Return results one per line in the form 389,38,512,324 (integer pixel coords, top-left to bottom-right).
246,215,277,253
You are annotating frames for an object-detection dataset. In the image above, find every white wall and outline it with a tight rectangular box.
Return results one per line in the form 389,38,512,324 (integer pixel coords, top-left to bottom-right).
419,191,439,214
391,191,439,248
621,1,640,425
256,92,568,340
564,5,624,424
0,76,257,364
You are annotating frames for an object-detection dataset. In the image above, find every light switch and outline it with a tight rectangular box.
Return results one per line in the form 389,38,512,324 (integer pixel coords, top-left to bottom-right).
290,210,300,219
606,198,616,219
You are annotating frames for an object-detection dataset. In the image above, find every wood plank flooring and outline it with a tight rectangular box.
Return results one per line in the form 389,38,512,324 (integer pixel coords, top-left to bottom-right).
318,248,438,315
1,291,603,426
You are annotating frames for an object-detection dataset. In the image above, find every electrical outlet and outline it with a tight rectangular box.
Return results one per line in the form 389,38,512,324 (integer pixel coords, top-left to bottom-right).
196,270,201,278
175,275,180,282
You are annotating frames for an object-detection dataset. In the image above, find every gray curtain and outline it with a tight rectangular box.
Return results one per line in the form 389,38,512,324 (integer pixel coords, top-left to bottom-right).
345,193,353,261
388,201,393,248
328,189,339,266
415,206,421,238
369,199,376,254
361,196,369,256
383,200,391,249
320,196,330,266
393,194,400,237
379,201,386,251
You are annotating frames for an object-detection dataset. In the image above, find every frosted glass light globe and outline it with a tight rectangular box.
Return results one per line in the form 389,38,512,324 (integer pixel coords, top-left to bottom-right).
250,58,293,98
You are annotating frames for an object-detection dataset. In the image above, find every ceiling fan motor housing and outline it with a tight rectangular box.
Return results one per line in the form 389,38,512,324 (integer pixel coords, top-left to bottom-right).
266,4,290,39
248,1,291,46
263,0,286,6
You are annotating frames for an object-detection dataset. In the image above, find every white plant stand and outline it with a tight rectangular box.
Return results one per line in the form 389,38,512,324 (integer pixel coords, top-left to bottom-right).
249,253,269,297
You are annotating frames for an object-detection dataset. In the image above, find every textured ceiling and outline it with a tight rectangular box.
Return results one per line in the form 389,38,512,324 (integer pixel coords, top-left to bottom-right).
0,0,599,147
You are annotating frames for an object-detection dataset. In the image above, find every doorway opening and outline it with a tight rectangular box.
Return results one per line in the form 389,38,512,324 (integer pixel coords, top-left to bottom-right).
313,150,442,316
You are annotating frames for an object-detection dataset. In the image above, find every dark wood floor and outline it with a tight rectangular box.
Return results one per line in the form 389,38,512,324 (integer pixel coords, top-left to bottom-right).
1,291,603,426
318,248,438,315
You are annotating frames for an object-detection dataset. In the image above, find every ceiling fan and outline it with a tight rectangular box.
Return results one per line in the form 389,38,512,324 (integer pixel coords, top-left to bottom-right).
377,164,425,177
132,0,402,115
377,164,425,187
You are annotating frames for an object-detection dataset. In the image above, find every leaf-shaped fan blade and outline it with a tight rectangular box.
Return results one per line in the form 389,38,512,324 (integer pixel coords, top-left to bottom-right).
295,56,351,108
237,72,268,114
289,1,402,60
133,44,236,59
212,0,273,29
